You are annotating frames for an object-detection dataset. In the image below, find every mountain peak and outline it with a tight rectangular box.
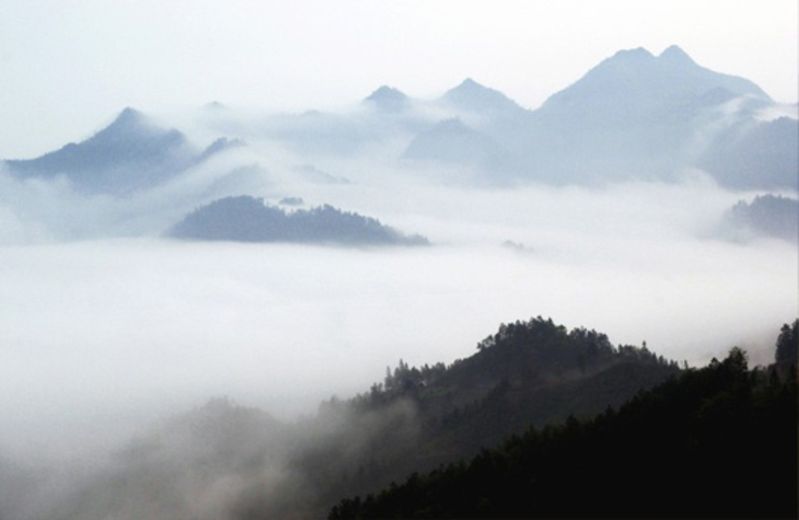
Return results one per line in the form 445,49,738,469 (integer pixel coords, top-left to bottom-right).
112,107,145,126
364,85,409,111
458,77,481,89
607,46,655,64
543,44,770,113
101,107,154,137
448,78,497,97
442,78,523,113
659,44,695,65
366,85,406,99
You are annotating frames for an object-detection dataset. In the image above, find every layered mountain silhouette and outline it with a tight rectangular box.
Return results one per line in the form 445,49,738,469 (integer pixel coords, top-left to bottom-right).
722,194,799,242
5,45,796,195
515,45,778,184
699,116,798,190
4,108,237,194
167,195,429,246
401,45,796,189
540,45,768,114
403,118,513,172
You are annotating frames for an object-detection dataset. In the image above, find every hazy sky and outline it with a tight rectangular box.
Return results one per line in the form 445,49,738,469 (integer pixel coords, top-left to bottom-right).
1,0,796,157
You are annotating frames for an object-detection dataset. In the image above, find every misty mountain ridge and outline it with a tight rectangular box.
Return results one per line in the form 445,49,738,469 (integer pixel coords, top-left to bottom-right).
506,45,789,185
393,44,796,188
722,194,799,242
402,118,514,173
34,316,683,519
4,107,238,194
540,45,770,114
5,44,794,196
1,44,796,245
698,116,798,190
168,195,429,246
363,85,410,112
440,78,527,114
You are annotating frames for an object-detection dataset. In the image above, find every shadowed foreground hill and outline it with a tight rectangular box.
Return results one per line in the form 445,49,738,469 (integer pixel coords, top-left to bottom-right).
330,323,799,519
279,318,679,516
22,316,791,520
167,195,429,246
10,317,680,520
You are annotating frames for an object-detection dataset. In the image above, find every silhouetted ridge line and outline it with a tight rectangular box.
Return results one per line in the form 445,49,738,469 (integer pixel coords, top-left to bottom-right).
167,195,429,246
4,107,237,194
330,319,799,519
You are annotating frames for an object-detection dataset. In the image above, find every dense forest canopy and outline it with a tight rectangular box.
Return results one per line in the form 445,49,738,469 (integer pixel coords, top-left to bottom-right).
330,320,799,519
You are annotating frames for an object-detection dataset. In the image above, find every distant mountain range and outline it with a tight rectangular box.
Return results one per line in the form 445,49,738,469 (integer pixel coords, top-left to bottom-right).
3,108,238,194
4,45,796,196
167,195,429,246
404,45,796,188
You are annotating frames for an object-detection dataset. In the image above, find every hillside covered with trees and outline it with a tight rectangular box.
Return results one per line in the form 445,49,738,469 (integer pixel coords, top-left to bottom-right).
168,195,429,246
330,321,798,519
280,318,680,516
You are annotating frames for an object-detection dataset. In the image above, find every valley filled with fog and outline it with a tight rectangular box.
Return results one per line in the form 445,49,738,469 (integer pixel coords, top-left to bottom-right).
0,40,797,520
1,181,796,459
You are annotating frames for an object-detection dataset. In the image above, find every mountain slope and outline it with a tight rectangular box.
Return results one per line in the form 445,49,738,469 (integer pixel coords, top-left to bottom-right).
5,108,232,194
511,46,775,183
698,116,799,190
281,317,679,516
442,45,791,188
10,317,697,520
394,46,791,188
540,45,769,115
402,118,515,174
331,328,798,519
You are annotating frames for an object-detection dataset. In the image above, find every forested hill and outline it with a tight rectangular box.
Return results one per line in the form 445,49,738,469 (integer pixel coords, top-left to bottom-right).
330,320,799,519
28,317,682,520
348,317,679,451
167,195,429,246
287,318,680,516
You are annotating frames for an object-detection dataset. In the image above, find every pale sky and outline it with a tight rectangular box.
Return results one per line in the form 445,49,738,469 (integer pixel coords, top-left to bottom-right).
1,0,796,157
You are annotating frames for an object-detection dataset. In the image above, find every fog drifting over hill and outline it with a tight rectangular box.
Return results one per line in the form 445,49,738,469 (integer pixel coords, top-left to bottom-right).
1,177,795,460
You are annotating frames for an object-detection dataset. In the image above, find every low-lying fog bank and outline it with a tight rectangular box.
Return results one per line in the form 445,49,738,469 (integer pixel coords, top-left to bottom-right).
1,224,794,460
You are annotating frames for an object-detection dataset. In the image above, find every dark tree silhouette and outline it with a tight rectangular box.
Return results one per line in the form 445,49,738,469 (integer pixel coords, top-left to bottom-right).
776,320,798,365
329,322,799,519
